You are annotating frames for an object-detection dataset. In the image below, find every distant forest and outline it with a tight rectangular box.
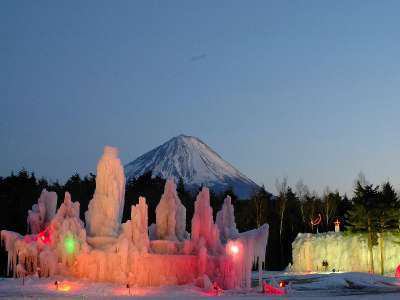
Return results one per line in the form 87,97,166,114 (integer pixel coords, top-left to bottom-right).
0,170,399,275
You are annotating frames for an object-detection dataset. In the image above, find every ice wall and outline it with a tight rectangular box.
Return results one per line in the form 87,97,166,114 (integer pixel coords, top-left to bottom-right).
292,231,400,274
216,195,239,243
85,146,125,238
155,179,187,241
27,189,57,234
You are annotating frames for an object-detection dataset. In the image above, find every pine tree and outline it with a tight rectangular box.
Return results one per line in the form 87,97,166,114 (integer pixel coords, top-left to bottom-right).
346,182,379,273
376,182,400,274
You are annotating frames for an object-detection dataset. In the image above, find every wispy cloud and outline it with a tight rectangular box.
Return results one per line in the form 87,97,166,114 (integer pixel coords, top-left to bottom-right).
190,53,207,62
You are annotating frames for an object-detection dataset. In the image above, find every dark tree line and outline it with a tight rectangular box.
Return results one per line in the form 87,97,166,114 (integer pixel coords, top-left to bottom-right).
0,169,399,275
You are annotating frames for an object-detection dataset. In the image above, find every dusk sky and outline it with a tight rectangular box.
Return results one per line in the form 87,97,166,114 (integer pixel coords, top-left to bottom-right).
1,0,400,195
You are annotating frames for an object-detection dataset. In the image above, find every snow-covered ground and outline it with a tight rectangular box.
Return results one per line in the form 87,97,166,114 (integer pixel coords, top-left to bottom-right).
0,272,399,299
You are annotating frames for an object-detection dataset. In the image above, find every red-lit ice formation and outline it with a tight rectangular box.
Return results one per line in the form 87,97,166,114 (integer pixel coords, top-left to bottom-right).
1,146,269,290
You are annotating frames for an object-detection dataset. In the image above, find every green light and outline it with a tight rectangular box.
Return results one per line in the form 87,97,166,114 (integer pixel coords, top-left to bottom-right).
64,235,76,254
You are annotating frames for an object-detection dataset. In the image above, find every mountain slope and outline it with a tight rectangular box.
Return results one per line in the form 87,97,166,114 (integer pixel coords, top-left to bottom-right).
124,135,260,199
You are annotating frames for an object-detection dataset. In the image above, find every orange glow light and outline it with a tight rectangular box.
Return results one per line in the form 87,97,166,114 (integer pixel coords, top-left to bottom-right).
58,284,71,292
53,281,77,293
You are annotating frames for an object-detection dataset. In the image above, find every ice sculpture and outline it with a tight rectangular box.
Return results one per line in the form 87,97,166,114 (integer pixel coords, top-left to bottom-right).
191,187,222,254
1,191,87,277
238,223,269,288
121,196,150,253
292,232,400,273
85,146,125,238
155,179,187,241
216,195,239,243
27,189,57,234
1,146,269,291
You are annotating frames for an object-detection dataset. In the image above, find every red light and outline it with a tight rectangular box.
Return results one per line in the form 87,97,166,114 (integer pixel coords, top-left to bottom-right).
263,281,286,295
395,264,400,278
37,228,51,244
212,282,223,295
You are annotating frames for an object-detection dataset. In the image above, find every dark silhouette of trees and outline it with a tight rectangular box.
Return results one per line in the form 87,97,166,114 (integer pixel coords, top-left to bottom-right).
64,173,96,220
124,172,166,225
322,188,341,231
251,185,269,228
177,177,194,231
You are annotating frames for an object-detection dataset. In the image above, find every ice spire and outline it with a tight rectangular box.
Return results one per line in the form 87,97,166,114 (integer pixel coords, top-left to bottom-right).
155,179,187,241
85,146,125,237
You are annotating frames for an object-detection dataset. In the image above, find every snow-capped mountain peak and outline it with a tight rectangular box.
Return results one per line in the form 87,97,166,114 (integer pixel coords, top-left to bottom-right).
124,135,260,198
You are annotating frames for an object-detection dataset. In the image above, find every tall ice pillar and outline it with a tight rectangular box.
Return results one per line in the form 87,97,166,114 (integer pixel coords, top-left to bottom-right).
85,146,125,240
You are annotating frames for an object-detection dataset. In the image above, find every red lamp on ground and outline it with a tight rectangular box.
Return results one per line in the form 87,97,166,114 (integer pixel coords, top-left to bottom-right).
279,280,287,288
395,264,400,278
262,281,286,295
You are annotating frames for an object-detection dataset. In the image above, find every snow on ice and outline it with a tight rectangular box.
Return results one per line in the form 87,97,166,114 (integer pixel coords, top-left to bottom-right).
1,145,269,291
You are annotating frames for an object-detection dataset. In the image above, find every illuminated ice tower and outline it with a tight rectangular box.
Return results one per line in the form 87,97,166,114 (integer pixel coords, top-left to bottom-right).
85,146,126,239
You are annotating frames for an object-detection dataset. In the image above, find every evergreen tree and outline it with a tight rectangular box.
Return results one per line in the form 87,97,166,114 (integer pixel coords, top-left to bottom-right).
346,182,379,273
376,182,400,274
283,187,303,265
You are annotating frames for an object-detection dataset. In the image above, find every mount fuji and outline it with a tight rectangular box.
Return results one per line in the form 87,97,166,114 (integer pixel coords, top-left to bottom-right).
124,135,260,199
